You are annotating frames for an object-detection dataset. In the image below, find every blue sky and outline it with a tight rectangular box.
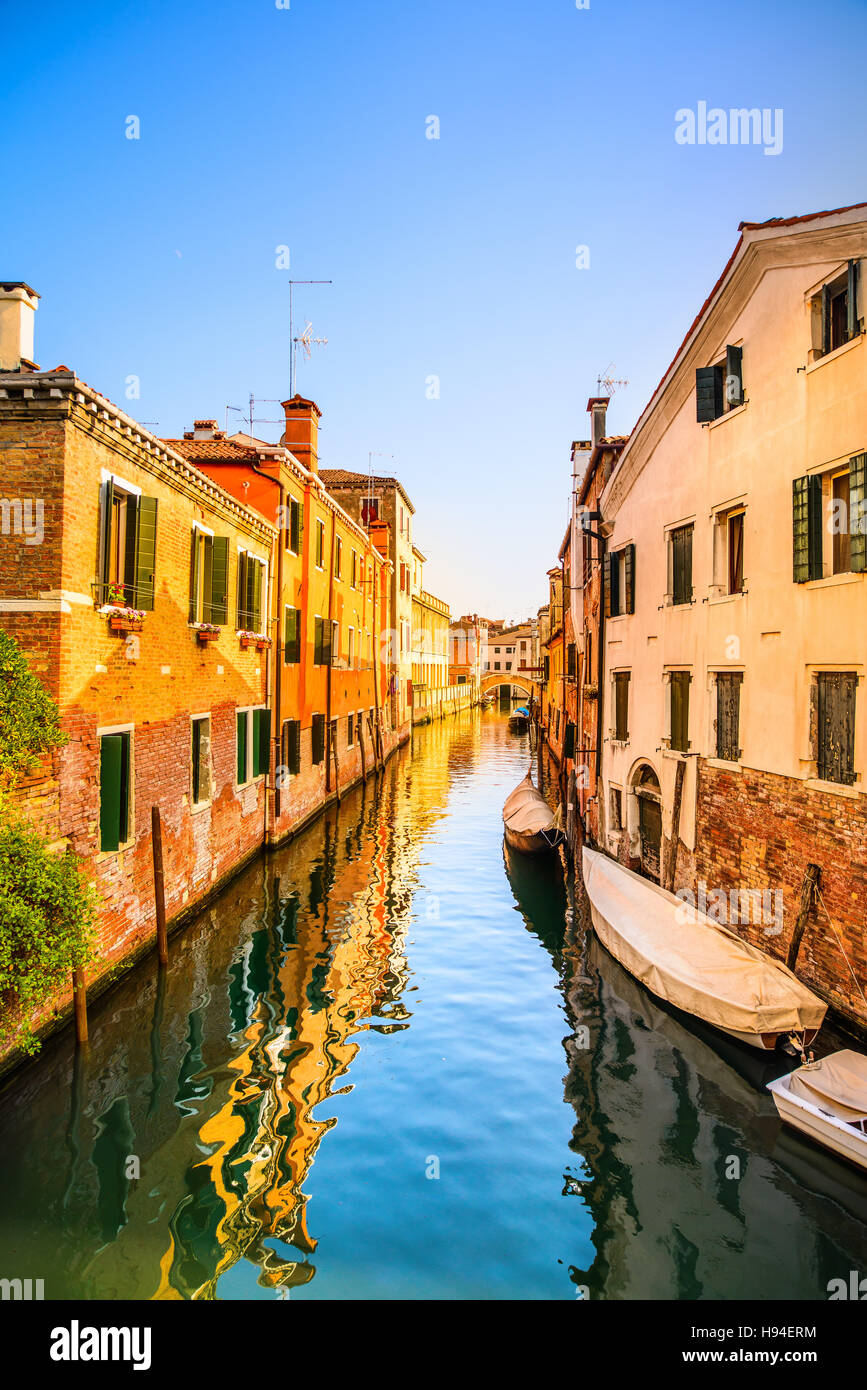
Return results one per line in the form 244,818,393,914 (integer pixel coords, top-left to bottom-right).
3,0,865,618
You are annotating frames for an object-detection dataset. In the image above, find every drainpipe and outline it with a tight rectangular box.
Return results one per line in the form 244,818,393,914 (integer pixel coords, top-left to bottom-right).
326,509,336,795
581,506,607,846
249,458,284,839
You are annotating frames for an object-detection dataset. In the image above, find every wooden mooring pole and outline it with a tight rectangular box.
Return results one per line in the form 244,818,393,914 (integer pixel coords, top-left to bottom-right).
72,967,88,1047
151,805,168,967
786,862,820,971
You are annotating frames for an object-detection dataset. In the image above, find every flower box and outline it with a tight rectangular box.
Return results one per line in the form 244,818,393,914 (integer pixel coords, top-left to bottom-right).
108,611,145,634
196,627,220,644
255,638,271,651
238,631,270,651
239,632,256,650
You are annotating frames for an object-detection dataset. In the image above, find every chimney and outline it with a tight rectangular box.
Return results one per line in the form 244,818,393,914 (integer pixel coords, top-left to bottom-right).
587,396,609,451
281,394,321,474
0,283,40,371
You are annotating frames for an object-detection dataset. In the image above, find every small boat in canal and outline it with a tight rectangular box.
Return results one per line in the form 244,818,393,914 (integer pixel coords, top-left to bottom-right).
503,772,565,854
582,847,827,1052
508,707,530,733
768,1050,867,1172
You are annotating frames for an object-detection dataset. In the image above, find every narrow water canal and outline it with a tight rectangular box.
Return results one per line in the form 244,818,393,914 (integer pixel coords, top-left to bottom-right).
1,709,865,1300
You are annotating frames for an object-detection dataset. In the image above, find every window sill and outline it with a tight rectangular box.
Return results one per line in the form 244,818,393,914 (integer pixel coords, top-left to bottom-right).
805,332,863,374
705,757,742,773
96,840,135,862
707,590,747,606
804,777,861,798
609,738,630,749
706,401,748,429
804,571,864,591
190,799,212,816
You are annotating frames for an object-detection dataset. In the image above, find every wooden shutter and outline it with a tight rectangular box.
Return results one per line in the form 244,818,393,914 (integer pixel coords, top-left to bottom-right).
237,551,248,627
624,543,635,613
615,672,629,740
284,607,301,663
848,260,859,341
563,721,575,760
253,708,270,778
123,494,140,602
817,672,857,785
189,529,200,621
849,453,867,574
251,559,263,630
696,365,720,422
133,496,158,610
99,477,114,602
725,345,744,408
672,526,692,604
236,710,248,783
822,283,832,357
289,719,301,774
209,536,229,623
99,732,128,852
670,672,690,752
312,713,326,764
291,497,302,553
793,475,823,581
192,718,202,803
715,672,742,760
603,551,613,618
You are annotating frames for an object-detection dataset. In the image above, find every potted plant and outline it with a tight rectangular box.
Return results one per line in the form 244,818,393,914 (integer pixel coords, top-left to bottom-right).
255,634,271,651
108,606,146,634
106,582,127,606
195,622,221,644
238,629,256,650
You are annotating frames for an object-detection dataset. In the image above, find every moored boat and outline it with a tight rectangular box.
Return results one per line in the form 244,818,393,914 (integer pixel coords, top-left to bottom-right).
768,1051,867,1172
502,772,565,854
582,846,827,1052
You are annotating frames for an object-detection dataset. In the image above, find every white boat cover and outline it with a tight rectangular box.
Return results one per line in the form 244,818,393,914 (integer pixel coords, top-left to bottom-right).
503,774,556,835
582,848,827,1037
789,1050,867,1122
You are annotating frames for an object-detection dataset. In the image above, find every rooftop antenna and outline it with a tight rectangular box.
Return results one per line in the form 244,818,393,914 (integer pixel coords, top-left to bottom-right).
366,451,394,529
596,363,629,397
289,278,332,396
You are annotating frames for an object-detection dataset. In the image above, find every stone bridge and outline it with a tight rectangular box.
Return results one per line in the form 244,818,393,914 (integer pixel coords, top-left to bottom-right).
479,670,541,703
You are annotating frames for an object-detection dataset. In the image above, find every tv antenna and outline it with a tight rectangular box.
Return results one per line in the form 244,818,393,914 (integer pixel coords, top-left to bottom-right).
365,451,394,529
596,363,629,397
289,278,332,396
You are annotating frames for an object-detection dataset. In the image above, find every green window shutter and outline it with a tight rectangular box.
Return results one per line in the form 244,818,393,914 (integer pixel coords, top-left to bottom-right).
671,673,690,752
314,615,323,665
725,345,744,408
312,713,325,764
236,710,248,783
848,260,859,341
716,672,742,761
807,474,823,580
99,733,125,851
284,607,301,663
290,497,301,553
822,283,832,357
253,708,270,778
849,453,867,573
250,559,262,630
209,536,229,623
696,366,720,423
603,551,613,618
189,529,200,621
624,543,635,613
237,551,248,627
100,477,115,602
192,719,202,803
289,719,301,774
563,721,575,760
134,496,158,610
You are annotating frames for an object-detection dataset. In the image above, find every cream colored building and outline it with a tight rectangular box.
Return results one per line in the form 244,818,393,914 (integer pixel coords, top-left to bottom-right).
597,202,867,1030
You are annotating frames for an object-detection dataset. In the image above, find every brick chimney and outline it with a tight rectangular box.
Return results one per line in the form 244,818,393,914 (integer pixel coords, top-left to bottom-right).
0,282,39,371
587,396,609,451
281,395,321,474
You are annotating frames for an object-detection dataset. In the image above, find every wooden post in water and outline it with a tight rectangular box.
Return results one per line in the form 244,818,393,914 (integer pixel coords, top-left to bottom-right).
665,758,686,892
331,725,341,804
72,967,88,1047
359,716,367,782
151,805,168,966
787,863,820,970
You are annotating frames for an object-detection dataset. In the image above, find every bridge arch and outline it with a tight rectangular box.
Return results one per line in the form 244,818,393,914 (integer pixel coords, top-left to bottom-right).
479,671,541,703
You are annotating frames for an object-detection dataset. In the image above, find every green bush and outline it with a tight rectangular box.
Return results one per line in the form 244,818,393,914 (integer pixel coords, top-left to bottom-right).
0,633,96,1054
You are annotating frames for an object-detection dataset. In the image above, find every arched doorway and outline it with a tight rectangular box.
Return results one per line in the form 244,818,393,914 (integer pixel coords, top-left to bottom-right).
631,763,662,882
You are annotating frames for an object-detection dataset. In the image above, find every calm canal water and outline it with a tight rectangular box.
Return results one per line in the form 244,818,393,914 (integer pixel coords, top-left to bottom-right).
1,708,865,1300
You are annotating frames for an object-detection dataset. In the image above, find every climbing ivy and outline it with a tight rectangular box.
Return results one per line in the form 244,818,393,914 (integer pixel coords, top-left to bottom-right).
0,633,96,1054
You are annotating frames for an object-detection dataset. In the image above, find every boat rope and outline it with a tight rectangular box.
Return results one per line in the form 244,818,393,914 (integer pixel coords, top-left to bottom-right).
815,886,867,1015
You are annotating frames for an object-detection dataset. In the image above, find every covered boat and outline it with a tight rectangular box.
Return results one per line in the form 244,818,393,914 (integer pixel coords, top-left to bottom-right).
768,1051,867,1170
582,847,827,1051
502,773,565,854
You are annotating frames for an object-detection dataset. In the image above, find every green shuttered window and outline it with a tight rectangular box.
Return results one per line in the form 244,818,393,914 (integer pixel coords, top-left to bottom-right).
99,731,131,852
669,672,690,753
311,713,326,765
236,710,248,784
792,475,823,582
284,607,302,664
281,719,302,775
100,481,158,609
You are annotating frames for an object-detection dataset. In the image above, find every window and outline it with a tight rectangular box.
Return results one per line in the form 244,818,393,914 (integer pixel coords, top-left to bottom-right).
315,518,325,569
237,552,265,630
281,718,301,776
668,525,693,605
669,671,691,752
613,672,630,741
361,496,379,526
348,626,355,668
793,455,867,581
810,262,861,359
331,620,339,666
236,707,269,784
696,345,744,422
189,530,229,624
99,730,131,851
347,714,354,747
610,788,623,831
311,713,326,765
191,716,212,804
727,510,744,594
284,495,302,554
284,606,301,663
814,672,857,785
606,543,635,617
335,537,342,579
563,722,576,760
494,661,501,671
715,673,742,761
567,644,577,679
313,616,332,666
99,479,158,609
350,550,357,588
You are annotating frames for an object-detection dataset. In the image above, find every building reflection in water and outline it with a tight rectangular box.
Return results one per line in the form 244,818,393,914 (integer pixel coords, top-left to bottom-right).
0,719,461,1300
